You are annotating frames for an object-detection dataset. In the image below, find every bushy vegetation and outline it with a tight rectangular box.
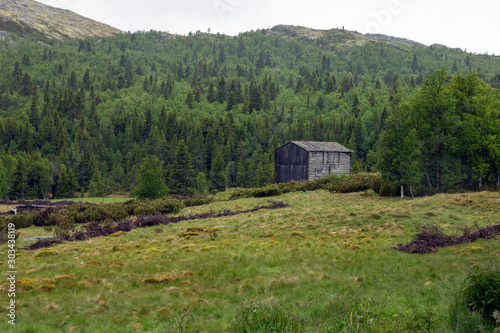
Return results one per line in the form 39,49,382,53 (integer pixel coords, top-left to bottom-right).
6,197,185,231
230,173,399,199
461,266,500,323
449,265,500,332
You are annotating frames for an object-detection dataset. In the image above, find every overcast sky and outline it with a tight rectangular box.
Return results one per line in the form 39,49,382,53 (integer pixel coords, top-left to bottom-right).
36,0,500,56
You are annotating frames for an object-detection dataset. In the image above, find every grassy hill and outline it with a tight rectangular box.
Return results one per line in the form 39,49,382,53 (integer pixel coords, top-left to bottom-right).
1,189,499,332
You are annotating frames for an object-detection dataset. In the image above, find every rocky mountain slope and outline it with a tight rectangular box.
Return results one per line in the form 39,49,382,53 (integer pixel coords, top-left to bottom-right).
0,0,122,41
266,25,426,51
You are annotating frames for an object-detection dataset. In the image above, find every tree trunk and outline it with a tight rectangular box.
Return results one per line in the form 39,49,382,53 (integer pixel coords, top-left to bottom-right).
436,155,441,189
410,185,415,198
400,185,404,198
497,167,500,188
424,168,433,188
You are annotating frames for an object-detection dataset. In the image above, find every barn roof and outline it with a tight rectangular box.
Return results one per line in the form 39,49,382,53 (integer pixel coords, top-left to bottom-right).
288,141,353,153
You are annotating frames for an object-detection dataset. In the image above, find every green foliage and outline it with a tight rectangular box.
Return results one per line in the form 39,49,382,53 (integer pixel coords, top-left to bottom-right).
0,160,10,199
331,173,378,193
195,172,208,195
378,179,397,197
0,31,500,200
460,265,500,323
135,156,168,200
170,140,196,196
251,185,282,198
369,173,384,193
210,149,226,192
62,203,128,224
88,169,105,197
182,195,213,207
132,198,184,215
8,212,42,228
55,166,78,199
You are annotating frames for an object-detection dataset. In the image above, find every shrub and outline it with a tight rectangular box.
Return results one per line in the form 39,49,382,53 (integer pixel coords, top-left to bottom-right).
229,188,254,200
461,265,500,323
63,204,127,224
331,174,373,193
379,180,398,197
8,212,44,228
133,198,184,215
252,185,282,198
182,195,213,207
369,174,384,193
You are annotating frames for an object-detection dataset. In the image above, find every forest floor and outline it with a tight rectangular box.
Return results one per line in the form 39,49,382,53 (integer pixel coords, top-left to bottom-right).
1,190,499,332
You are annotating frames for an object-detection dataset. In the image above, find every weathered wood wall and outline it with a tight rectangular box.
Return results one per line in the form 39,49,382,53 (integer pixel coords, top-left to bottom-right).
275,142,352,183
274,143,308,183
307,152,352,180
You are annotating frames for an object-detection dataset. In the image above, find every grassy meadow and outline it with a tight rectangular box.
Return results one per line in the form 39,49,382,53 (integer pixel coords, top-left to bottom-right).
1,190,499,332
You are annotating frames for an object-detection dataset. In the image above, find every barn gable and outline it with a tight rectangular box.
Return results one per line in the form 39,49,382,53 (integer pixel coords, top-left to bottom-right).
274,141,353,183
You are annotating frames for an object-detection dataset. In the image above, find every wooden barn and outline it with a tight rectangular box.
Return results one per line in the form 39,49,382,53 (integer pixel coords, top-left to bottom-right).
274,141,353,183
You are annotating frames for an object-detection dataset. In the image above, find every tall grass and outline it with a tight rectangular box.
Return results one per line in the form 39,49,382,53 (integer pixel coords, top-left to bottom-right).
1,190,499,332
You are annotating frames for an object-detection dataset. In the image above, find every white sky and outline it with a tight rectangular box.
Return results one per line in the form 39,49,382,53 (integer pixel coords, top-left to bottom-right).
36,0,500,56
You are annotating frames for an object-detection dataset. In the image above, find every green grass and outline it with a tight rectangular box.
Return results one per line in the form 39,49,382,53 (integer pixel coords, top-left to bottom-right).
1,190,500,332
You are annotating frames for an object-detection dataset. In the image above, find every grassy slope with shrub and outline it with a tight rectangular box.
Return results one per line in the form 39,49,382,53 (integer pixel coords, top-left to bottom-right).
0,188,499,332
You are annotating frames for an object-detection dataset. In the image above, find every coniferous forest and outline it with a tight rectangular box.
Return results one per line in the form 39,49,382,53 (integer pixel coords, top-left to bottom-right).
0,28,499,199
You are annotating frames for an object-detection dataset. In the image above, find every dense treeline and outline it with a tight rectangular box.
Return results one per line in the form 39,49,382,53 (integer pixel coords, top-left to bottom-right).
0,29,499,199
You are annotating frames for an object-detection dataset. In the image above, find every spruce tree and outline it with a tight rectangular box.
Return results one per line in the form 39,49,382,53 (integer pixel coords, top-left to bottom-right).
88,169,105,197
136,156,168,200
210,148,226,191
170,140,196,195
0,160,10,199
196,172,208,195
56,166,78,198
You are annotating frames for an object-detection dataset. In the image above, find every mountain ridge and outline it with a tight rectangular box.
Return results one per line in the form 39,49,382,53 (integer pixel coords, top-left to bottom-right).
0,0,463,54
264,25,427,51
0,0,122,41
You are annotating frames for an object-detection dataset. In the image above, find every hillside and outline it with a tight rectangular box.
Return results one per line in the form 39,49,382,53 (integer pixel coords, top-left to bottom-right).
1,189,499,331
0,20,499,200
266,24,426,50
0,0,122,41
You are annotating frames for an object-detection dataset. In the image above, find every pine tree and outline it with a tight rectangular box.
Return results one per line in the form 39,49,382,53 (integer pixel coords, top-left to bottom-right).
196,172,208,195
217,76,226,103
207,80,216,103
11,158,28,199
378,105,422,197
0,160,11,199
210,148,226,191
316,94,325,111
170,140,195,195
56,166,78,198
135,156,168,200
88,169,105,197
20,72,33,96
